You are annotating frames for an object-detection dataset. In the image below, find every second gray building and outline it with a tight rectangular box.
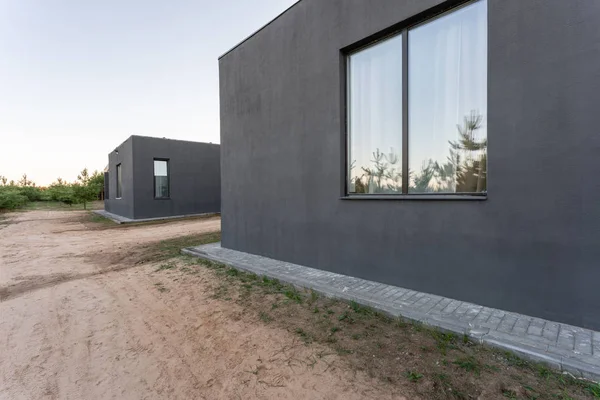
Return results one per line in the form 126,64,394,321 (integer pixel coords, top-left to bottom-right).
104,135,220,220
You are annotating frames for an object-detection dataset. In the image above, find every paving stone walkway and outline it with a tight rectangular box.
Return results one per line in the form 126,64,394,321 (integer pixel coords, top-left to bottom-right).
93,210,217,224
184,243,600,382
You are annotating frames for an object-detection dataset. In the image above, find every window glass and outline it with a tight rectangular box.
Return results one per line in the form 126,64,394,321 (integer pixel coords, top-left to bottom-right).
345,0,487,196
408,0,487,193
347,34,403,194
154,160,169,198
116,164,122,199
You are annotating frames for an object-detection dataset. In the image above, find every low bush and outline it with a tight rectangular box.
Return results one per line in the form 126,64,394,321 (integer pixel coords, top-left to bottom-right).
0,187,29,210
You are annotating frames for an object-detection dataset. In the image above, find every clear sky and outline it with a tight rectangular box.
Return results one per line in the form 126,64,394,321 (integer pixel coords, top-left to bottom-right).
0,0,297,186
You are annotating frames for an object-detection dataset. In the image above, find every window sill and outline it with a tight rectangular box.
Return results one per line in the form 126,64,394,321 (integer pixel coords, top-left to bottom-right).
154,197,171,200
341,194,487,201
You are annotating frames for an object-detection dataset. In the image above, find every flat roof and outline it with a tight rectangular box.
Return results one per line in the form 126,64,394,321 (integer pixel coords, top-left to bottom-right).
219,0,302,60
111,135,218,155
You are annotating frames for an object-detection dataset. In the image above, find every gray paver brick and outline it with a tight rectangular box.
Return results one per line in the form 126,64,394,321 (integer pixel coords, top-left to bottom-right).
575,331,594,356
443,300,461,314
184,243,600,382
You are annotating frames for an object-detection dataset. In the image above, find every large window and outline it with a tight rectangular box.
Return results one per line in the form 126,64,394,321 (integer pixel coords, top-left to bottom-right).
154,159,169,199
116,164,122,199
347,0,487,196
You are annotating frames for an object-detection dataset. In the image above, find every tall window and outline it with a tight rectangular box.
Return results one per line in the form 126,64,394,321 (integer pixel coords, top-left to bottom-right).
116,164,122,199
154,159,169,199
347,0,487,196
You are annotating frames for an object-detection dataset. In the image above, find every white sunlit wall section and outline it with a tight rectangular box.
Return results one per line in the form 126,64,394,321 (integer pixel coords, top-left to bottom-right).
346,0,487,196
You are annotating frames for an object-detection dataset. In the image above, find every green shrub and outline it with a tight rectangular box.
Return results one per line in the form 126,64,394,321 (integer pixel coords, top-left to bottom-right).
0,188,29,210
18,186,43,201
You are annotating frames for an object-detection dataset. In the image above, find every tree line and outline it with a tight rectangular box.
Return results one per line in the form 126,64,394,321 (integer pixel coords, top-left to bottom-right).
351,111,487,194
0,169,104,211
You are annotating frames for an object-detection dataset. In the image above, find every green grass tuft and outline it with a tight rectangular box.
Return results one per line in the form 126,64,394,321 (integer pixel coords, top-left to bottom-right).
405,371,423,383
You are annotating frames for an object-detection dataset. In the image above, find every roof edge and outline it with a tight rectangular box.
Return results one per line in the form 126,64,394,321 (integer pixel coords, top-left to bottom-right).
218,0,302,60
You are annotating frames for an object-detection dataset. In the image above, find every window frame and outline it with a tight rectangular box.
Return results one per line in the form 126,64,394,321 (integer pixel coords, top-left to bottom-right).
342,0,487,200
116,163,122,199
153,158,170,200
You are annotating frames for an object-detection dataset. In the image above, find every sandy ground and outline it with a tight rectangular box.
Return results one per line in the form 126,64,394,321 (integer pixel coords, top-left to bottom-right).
0,211,405,400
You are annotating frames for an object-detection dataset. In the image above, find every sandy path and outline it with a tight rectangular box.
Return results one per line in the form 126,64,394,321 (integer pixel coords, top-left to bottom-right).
0,211,405,400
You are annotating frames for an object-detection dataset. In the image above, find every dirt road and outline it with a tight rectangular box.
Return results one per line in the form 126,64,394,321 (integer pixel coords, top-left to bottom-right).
0,211,404,400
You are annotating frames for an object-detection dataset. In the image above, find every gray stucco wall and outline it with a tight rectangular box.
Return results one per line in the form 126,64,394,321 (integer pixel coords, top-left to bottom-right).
219,0,600,329
104,136,134,219
104,136,220,220
131,136,220,219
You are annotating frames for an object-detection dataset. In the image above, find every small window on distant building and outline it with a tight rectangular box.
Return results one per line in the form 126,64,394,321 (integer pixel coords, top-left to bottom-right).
154,159,169,199
116,164,122,199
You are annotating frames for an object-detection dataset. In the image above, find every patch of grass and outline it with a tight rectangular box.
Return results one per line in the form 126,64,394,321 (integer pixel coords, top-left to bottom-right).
88,213,113,224
283,287,303,304
431,330,457,355
212,283,229,299
242,273,259,282
502,389,517,399
335,346,353,355
330,326,340,334
154,282,168,293
143,232,221,263
155,263,176,272
25,200,105,211
262,276,284,291
259,312,273,323
350,300,373,315
504,351,529,368
412,321,424,332
522,385,539,400
406,371,423,383
309,290,319,303
295,328,312,344
226,268,239,277
537,364,551,379
484,364,500,372
556,390,575,400
588,382,600,398
453,356,480,375
338,311,355,323
394,317,409,329
198,259,226,270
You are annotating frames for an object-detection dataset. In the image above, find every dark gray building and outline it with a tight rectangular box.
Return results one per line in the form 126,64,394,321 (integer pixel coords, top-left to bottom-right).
104,135,220,220
219,0,600,330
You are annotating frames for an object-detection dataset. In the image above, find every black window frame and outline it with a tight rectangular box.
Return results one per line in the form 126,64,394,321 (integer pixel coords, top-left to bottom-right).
116,163,122,199
153,158,170,200
341,0,487,201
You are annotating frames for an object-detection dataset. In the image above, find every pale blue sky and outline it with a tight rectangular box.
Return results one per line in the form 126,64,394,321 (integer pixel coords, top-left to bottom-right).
0,0,297,185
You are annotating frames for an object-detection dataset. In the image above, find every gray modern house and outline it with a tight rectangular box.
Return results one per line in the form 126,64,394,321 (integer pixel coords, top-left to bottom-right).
219,0,600,330
104,135,220,221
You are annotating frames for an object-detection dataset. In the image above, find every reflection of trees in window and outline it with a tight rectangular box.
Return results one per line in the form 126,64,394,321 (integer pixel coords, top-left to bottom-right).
350,148,402,194
429,111,487,193
452,111,487,193
350,111,486,194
